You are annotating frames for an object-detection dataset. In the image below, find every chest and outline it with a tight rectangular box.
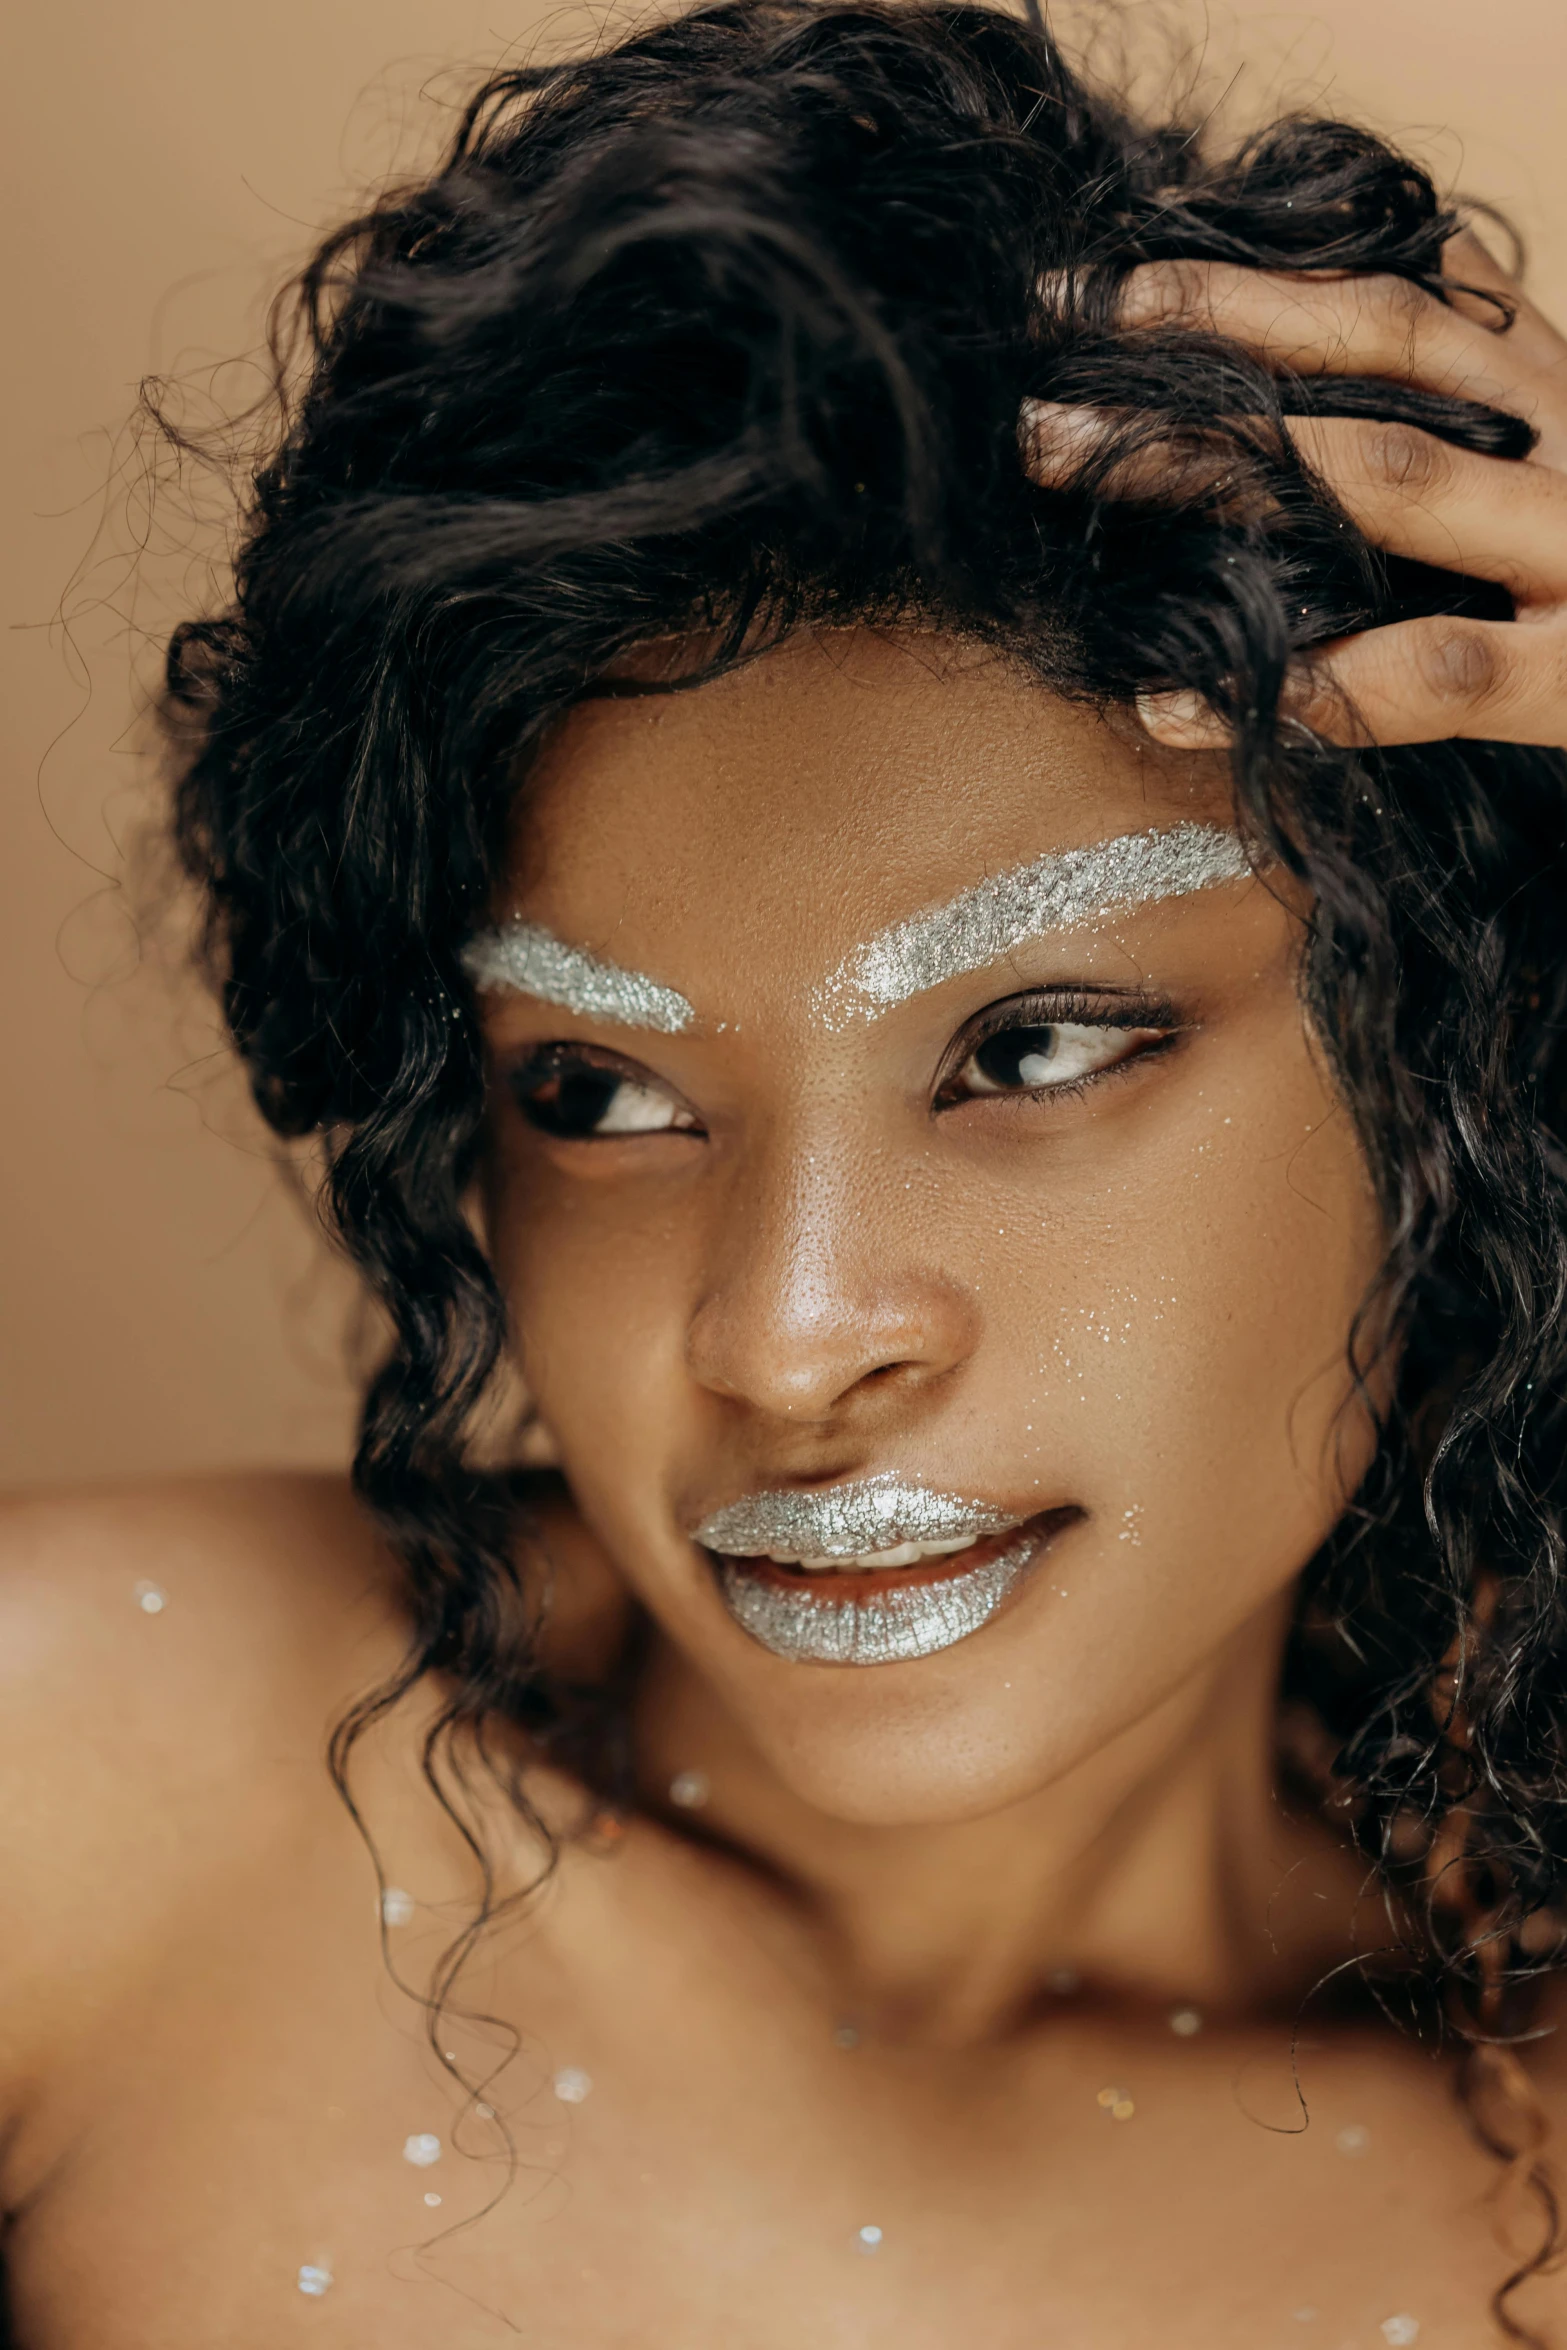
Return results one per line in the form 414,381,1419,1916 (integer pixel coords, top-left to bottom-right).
2,1897,1533,2350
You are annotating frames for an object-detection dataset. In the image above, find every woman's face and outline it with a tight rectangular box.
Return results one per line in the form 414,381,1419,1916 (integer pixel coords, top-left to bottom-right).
479,629,1384,1826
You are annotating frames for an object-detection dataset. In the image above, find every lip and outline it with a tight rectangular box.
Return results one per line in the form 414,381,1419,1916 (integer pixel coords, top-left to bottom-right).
691,1473,1023,1563
693,1486,1079,1667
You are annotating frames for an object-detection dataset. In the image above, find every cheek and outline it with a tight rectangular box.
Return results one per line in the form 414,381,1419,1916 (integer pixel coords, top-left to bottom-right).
980,1034,1384,1633
483,1151,696,1464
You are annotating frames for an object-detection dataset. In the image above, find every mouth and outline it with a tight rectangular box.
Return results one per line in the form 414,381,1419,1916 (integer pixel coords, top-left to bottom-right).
690,1476,1079,1667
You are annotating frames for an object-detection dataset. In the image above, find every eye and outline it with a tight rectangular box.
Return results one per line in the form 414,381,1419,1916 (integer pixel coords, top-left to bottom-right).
508,1046,700,1140
938,1002,1174,1108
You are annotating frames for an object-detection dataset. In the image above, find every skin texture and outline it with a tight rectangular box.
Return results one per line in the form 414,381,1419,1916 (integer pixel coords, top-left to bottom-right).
3,241,1567,2350
482,632,1380,1847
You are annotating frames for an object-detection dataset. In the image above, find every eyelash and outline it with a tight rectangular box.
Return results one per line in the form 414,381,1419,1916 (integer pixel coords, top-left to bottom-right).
503,988,1181,1142
933,987,1179,1112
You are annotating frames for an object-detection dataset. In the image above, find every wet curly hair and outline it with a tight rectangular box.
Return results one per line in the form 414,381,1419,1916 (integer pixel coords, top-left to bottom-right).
159,0,1567,2325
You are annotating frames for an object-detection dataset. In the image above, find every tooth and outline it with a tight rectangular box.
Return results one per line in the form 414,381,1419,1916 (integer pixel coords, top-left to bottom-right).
923,1534,979,1555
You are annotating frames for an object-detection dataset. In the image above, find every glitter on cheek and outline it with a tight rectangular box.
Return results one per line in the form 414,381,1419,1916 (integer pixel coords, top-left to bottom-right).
1380,2319,1420,2346
380,1887,415,1927
857,2225,883,2254
297,2265,333,2297
133,1580,166,1614
669,1769,710,1809
403,2133,442,2168
553,2067,593,2104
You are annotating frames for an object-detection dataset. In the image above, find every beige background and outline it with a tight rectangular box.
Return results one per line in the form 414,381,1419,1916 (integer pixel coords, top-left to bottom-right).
3,0,1564,1489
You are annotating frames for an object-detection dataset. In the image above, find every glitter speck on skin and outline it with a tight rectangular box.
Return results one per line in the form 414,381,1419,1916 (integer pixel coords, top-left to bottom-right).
381,1887,415,1927
858,2225,883,2253
832,2023,861,2049
403,2133,442,2168
1111,2098,1135,2121
1168,2006,1203,2037
669,1769,710,1809
1381,2319,1420,2346
1293,2311,1319,2324
553,2067,592,2104
133,1580,166,1614
475,2102,495,2120
1336,2123,1371,2156
424,2192,442,2208
297,2266,333,2297
1047,1966,1080,1995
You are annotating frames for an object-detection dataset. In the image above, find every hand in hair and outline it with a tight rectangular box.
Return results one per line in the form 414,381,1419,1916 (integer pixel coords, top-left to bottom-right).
1034,231,1567,750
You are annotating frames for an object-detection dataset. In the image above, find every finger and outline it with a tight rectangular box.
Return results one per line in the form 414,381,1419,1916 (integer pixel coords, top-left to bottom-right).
1286,415,1567,604
1019,398,1240,505
1139,614,1567,751
1118,260,1567,472
1444,227,1567,382
1294,612,1567,746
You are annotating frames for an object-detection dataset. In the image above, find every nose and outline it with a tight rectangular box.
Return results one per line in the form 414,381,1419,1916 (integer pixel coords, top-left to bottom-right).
684,1125,979,1425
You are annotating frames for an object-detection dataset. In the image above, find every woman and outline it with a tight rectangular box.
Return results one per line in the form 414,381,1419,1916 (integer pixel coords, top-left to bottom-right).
5,1,1567,2339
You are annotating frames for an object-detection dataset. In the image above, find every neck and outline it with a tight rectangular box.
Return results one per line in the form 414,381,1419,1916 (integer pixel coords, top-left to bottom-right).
631,1595,1365,2048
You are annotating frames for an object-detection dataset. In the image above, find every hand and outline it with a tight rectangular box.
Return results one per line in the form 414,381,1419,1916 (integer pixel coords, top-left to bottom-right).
1033,232,1567,751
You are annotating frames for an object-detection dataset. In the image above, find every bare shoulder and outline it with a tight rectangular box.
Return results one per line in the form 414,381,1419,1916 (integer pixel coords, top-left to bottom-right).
0,1475,408,2065
0,1470,405,1746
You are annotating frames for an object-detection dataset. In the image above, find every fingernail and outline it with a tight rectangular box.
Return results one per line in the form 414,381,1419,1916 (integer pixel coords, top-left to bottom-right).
1136,688,1225,744
1019,399,1111,482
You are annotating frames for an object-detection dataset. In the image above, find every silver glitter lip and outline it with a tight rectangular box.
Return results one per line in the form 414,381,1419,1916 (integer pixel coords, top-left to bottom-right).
813,822,1250,1031
692,1474,1021,1561
461,919,696,1034
718,1533,1040,1665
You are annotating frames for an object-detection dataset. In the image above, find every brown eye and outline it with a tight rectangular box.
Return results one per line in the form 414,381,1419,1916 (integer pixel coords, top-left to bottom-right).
947,1019,1168,1103
510,1049,698,1139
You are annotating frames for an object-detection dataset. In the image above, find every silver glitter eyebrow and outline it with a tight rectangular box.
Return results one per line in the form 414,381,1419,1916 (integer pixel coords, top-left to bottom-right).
812,821,1250,1031
460,918,696,1034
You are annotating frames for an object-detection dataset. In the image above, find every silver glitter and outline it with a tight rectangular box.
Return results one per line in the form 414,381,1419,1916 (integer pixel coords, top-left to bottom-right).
553,2067,592,2104
381,1886,415,1928
133,1579,166,1614
461,919,695,1034
402,2133,442,2168
668,1769,710,1809
718,1534,1036,1666
1381,2320,1420,2347
813,823,1251,1030
1335,2123,1370,2156
1168,2005,1203,2037
858,2225,883,2253
297,2265,333,2297
693,1473,1020,1561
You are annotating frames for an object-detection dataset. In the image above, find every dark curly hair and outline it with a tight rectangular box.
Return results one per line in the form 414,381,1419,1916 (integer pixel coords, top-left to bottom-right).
157,0,1567,2327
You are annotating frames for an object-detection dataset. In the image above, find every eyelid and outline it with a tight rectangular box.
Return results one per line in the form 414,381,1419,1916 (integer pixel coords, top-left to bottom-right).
938,985,1178,1073
931,987,1182,1116
504,1040,703,1134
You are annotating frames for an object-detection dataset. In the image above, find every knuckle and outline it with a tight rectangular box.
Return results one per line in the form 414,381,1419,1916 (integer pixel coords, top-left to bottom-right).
1416,625,1501,706
1362,421,1448,493
1367,272,1431,334
1122,258,1206,325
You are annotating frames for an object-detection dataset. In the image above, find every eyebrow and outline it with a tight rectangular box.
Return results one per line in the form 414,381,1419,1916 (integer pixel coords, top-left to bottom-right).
460,919,696,1034
812,822,1251,1030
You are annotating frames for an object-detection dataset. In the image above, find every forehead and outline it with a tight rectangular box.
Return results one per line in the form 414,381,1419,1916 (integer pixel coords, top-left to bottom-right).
511,628,1229,967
